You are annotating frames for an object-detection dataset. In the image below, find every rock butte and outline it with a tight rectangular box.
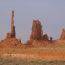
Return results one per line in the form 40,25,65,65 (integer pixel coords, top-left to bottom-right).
0,10,65,48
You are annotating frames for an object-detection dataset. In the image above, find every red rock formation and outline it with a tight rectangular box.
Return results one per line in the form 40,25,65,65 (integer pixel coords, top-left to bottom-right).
2,10,24,48
6,10,16,38
30,20,49,41
42,34,49,40
0,38,23,48
30,20,43,40
60,29,65,40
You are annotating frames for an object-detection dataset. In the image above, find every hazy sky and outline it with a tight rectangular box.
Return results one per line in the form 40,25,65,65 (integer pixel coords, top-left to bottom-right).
0,0,65,42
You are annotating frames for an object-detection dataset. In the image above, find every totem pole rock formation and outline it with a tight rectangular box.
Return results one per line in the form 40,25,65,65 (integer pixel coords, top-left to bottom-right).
6,10,16,38
0,10,23,48
60,29,65,40
30,19,49,41
30,20,43,40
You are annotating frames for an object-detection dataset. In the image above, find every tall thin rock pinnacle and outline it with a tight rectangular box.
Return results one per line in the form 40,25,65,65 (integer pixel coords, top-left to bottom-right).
11,10,15,33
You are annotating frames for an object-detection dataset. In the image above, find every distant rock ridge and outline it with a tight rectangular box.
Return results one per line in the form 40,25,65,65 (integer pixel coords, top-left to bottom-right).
0,10,65,48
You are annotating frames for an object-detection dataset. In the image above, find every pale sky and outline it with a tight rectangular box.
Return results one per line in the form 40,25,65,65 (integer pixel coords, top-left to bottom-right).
0,0,65,42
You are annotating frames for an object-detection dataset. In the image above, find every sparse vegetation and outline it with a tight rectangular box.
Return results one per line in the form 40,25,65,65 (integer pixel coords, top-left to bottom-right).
0,56,65,65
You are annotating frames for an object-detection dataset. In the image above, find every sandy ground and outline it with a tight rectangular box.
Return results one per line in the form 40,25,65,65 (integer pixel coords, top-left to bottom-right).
0,47,65,61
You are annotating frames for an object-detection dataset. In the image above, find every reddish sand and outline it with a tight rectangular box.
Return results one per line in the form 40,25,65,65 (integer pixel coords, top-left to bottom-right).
0,38,65,61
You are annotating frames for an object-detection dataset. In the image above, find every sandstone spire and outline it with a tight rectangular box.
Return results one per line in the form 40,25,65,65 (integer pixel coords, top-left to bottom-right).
60,29,65,40
6,10,16,38
11,10,14,33
11,10,16,38
30,20,43,40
